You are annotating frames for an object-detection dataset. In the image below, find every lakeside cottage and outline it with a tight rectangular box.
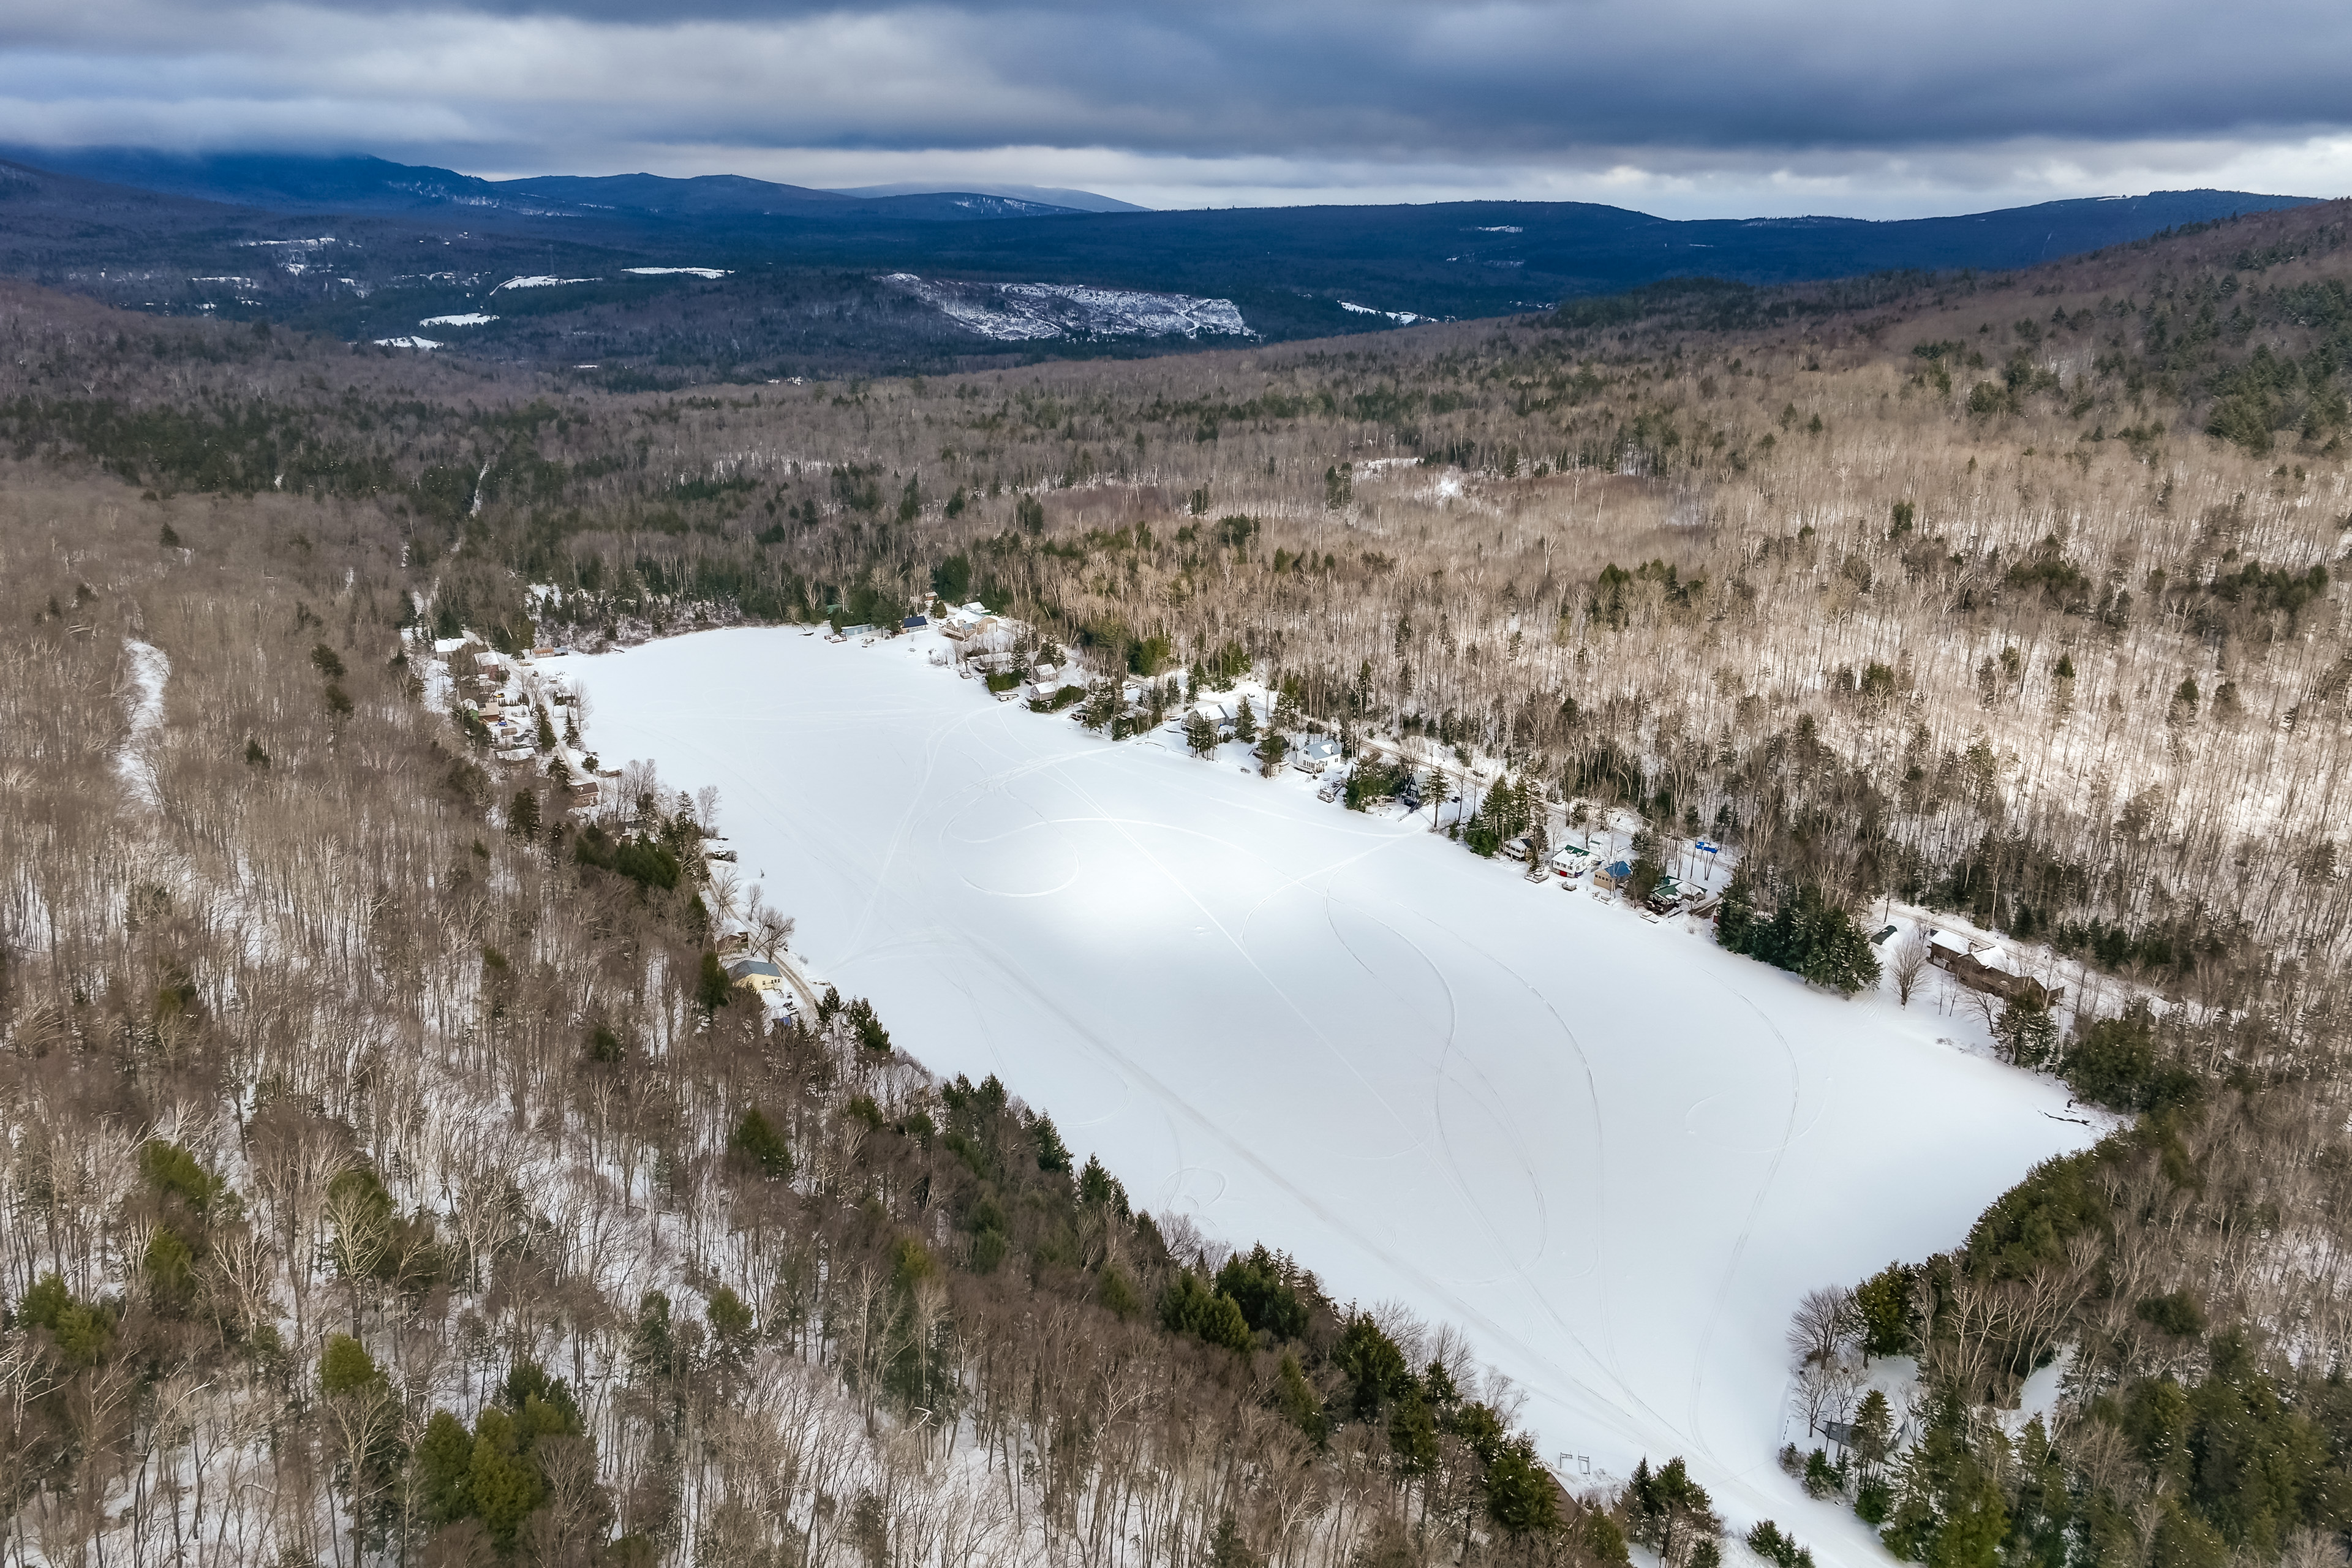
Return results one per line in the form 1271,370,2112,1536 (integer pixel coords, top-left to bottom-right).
723,957,786,994
1928,930,2064,1006
1293,736,1343,774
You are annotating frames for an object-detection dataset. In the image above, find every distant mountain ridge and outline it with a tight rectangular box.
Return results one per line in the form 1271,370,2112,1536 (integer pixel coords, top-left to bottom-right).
0,148,1107,222
0,146,2318,376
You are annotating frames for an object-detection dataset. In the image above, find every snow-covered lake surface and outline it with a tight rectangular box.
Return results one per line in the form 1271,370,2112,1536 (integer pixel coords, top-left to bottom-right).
578,627,2095,1559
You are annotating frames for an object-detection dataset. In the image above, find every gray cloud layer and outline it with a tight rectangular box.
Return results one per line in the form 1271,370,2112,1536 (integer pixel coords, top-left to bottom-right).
1,0,2348,214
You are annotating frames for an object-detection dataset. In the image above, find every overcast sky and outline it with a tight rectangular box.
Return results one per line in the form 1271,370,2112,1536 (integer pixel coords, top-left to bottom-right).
2,0,2348,217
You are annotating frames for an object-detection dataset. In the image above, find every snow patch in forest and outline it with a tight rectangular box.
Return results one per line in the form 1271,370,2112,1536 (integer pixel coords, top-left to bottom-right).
1338,300,1427,325
117,639,170,806
624,266,731,279
491,276,596,292
578,625,2097,1568
418,312,497,326
371,336,442,350
879,273,1251,341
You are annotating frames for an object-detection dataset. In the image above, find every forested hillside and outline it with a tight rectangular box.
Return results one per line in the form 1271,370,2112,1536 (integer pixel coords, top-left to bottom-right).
5,194,2352,1568
0,480,1589,1566
0,152,2310,379
9,198,2346,992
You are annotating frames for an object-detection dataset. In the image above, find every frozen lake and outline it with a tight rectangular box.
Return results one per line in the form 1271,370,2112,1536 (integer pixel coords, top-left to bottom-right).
578,626,2095,1558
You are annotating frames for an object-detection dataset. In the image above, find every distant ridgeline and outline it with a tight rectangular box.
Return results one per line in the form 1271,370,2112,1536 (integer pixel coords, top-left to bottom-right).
0,147,2313,374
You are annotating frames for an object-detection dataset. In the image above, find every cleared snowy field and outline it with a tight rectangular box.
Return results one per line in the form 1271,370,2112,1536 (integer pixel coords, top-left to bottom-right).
878,273,1251,341
578,627,2096,1561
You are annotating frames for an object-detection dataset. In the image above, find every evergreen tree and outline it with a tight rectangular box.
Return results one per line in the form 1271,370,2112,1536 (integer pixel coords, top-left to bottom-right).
1854,1263,1917,1359
1994,995,2060,1069
1273,1352,1327,1442
1028,1112,1072,1172
1255,728,1289,777
1330,1313,1412,1422
1233,695,1259,742
1079,677,1120,732
1716,868,1759,951
1853,1387,1895,1477
1626,1457,1722,1568
1159,1272,1254,1352
696,951,733,1014
1214,1245,1311,1340
1389,1385,1439,1476
728,1108,793,1180
1485,1436,1562,1535
1272,682,1303,732
1627,852,1665,902
842,997,891,1052
1077,1155,1132,1218
2005,1417,2073,1568
1184,710,1219,757
1717,877,1880,996
1880,1392,2008,1567
1423,766,1455,827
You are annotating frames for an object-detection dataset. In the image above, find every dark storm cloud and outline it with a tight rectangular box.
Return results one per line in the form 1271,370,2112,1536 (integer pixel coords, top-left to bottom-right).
0,0,2346,209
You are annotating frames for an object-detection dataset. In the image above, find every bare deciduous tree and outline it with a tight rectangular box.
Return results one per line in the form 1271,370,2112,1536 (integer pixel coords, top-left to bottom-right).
1787,1284,1857,1369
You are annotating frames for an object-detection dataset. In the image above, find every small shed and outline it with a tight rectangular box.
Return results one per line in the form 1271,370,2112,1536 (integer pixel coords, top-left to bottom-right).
1596,860,1634,891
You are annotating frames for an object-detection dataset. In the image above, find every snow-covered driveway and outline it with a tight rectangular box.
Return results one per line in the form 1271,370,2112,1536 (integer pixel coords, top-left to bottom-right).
581,627,2095,1559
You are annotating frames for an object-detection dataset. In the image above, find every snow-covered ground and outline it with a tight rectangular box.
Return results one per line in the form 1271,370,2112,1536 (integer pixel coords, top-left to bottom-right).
1338,300,1428,325
371,335,442,350
880,273,1250,341
491,275,596,292
625,266,731,279
578,627,2096,1563
419,312,498,326
117,639,170,807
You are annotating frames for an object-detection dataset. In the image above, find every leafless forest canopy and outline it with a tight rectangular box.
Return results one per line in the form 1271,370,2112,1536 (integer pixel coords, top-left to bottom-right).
4,200,2352,1568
